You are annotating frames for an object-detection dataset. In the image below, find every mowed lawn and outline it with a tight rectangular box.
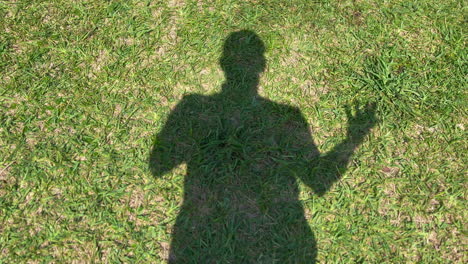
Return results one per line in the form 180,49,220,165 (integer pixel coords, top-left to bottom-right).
0,0,466,263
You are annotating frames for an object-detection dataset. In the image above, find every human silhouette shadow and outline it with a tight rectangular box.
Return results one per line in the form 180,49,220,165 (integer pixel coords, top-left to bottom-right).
150,30,377,263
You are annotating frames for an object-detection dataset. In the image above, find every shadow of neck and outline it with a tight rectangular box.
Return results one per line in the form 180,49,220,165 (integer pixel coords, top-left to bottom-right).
219,76,260,104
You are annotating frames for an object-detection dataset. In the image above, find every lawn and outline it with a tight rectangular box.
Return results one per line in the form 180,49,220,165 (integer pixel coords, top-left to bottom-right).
0,0,466,263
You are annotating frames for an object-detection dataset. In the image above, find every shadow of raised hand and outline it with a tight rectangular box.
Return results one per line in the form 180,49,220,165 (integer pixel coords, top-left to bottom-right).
345,102,378,144
304,102,378,196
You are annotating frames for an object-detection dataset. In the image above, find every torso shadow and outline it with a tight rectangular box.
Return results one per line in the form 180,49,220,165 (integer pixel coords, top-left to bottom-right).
151,93,319,263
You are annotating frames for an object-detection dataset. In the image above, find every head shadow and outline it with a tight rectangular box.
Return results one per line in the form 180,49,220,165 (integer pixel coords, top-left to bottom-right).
219,30,266,98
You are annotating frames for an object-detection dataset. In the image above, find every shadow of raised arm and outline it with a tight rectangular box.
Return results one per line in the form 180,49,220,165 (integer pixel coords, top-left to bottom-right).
303,103,377,196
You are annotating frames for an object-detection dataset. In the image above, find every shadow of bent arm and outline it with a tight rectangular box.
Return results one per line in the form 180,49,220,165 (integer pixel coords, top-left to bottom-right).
149,103,190,178
300,103,377,196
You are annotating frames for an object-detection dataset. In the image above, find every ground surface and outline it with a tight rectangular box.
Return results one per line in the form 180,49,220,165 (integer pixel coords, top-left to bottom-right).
0,0,466,263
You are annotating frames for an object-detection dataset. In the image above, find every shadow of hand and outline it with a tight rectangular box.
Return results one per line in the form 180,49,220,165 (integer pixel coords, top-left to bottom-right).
307,102,378,197
345,102,378,143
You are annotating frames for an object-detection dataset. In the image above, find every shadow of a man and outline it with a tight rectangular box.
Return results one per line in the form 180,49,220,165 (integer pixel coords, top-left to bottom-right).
150,30,376,263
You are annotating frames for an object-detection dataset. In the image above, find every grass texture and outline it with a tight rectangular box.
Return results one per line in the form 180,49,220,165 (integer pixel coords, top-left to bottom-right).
0,0,466,263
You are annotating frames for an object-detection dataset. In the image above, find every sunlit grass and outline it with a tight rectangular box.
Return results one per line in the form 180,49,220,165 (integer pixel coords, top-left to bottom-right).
0,0,466,263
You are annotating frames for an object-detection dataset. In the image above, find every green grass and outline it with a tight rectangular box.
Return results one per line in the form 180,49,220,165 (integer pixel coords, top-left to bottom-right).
0,0,466,263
